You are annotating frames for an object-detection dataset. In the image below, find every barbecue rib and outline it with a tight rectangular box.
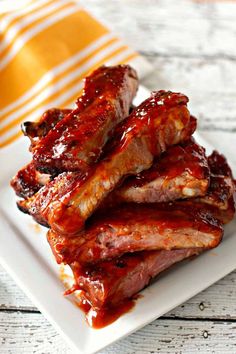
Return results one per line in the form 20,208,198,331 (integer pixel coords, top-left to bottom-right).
11,108,71,198
10,162,50,199
18,91,195,234
197,176,235,212
32,65,138,174
208,150,234,178
22,108,72,148
9,63,236,328
17,171,81,227
194,150,236,223
47,203,222,265
103,138,209,205
47,152,235,265
100,148,235,223
69,248,201,313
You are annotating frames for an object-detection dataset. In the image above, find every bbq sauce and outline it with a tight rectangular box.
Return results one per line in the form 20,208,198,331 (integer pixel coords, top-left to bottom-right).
110,90,190,156
10,162,47,198
62,254,145,328
123,138,209,189
74,297,135,329
64,284,135,329
208,150,233,178
22,108,72,141
32,65,137,173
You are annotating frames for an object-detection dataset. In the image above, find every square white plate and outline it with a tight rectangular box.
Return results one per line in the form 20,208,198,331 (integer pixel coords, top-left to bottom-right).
0,86,236,354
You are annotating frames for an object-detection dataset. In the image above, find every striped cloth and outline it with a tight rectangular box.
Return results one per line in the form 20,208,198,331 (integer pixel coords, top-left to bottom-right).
0,0,151,148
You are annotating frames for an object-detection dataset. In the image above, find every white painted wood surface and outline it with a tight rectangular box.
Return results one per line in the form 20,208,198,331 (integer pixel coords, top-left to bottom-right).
1,311,236,354
1,0,236,353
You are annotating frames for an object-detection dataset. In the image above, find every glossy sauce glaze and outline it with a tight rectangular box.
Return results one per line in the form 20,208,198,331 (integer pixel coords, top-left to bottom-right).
32,65,138,174
74,294,135,329
64,253,151,328
22,108,72,146
105,90,192,158
208,150,233,178
194,150,236,222
10,162,50,199
17,171,88,227
63,254,145,328
62,248,201,328
22,90,195,236
46,202,223,266
123,137,209,188
204,176,232,206
90,202,222,234
61,271,134,328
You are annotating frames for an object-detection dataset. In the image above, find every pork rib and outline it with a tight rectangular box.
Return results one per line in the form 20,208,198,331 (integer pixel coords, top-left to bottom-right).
46,158,233,266
47,203,222,265
18,91,195,234
208,150,234,178
194,150,236,223
12,108,71,198
17,171,81,227
10,162,50,199
69,248,201,311
102,148,235,223
22,108,71,148
103,138,209,205
32,65,138,174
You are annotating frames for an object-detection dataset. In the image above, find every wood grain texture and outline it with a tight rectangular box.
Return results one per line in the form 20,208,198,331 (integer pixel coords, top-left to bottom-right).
0,311,236,354
81,0,236,134
80,0,236,58
1,0,236,353
0,266,35,311
103,319,236,354
0,312,71,354
142,56,236,132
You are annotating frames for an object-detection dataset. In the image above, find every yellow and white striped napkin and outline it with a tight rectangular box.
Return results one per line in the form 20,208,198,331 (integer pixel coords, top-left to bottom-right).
0,0,151,148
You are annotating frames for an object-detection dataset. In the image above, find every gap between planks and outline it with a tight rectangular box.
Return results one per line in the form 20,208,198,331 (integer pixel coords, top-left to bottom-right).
1,308,236,325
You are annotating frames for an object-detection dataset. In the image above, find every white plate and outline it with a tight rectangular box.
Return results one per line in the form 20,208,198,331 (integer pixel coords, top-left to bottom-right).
0,86,236,354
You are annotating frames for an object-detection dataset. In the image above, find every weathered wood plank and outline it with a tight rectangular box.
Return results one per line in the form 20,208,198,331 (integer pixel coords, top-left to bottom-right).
1,264,236,320
167,270,236,320
0,266,35,311
80,1,236,134
0,312,71,354
0,311,236,354
142,56,236,133
80,0,236,58
104,318,236,354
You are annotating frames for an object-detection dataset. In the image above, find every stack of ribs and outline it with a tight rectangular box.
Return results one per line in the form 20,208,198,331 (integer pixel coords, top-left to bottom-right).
11,65,236,327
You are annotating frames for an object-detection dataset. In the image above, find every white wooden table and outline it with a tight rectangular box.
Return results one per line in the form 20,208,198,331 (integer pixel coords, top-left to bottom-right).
1,1,236,352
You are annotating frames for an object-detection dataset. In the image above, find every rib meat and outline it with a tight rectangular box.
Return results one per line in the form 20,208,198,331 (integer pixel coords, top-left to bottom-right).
208,150,234,178
194,150,236,223
10,162,50,199
22,108,71,148
18,91,195,234
46,160,233,266
47,203,222,265
17,171,81,227
197,175,235,211
102,149,235,223
32,65,138,174
12,108,71,198
103,138,209,205
69,248,201,311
